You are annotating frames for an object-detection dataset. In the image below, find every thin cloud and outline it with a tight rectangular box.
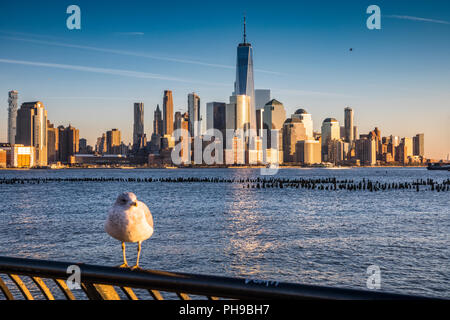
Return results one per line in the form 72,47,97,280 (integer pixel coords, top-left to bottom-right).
384,15,450,25
0,30,62,41
0,34,284,75
0,58,228,86
274,88,356,98
45,96,144,101
114,32,145,36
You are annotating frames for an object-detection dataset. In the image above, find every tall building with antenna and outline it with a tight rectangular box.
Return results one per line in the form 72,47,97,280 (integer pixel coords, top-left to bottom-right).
234,16,256,132
8,90,18,144
153,104,163,136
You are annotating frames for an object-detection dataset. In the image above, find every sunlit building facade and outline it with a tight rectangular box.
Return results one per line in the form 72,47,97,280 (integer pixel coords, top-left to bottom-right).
413,133,424,157
47,121,59,163
291,108,313,139
106,129,121,155
321,118,340,162
283,118,307,163
15,101,48,166
226,95,252,133
296,139,321,165
355,138,376,166
263,99,285,161
7,144,35,168
163,90,174,136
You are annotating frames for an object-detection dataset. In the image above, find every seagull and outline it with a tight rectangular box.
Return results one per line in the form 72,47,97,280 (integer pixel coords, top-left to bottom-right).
105,192,154,269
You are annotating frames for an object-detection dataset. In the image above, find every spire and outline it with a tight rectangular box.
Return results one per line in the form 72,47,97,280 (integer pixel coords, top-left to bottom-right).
243,15,247,44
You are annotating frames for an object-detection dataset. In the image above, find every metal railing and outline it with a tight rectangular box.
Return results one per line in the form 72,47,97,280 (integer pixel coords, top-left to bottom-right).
0,256,432,300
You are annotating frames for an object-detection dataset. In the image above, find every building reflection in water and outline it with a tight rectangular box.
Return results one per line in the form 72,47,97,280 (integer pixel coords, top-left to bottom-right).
222,169,277,278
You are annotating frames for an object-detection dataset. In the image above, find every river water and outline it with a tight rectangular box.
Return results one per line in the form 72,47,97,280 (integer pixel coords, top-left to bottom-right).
0,167,448,298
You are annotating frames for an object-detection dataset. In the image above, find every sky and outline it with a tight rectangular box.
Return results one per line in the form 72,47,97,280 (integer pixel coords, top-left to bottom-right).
0,0,449,159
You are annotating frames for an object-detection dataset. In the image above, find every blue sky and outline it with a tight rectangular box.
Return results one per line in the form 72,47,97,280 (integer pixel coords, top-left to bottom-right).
0,0,449,159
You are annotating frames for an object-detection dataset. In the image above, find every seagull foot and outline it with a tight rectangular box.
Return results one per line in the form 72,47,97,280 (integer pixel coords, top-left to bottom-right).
116,263,130,268
131,265,143,271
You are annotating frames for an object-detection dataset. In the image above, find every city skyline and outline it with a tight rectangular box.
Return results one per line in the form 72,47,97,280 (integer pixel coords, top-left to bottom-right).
0,0,449,159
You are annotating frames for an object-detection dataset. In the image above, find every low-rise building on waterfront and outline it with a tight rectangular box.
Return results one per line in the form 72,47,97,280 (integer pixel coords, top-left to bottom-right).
3,144,36,168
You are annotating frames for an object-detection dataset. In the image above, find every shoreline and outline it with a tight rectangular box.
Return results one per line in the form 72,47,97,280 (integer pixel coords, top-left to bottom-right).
0,165,429,171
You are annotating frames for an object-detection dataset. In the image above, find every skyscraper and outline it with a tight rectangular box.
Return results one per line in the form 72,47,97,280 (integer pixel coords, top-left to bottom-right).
15,101,48,166
344,107,354,143
7,90,18,144
66,125,79,160
282,118,307,163
133,103,144,147
413,133,424,157
175,112,189,133
47,121,59,163
188,92,201,137
263,99,286,132
327,139,348,165
106,129,121,154
153,104,163,136
226,95,252,132
234,16,256,132
402,137,413,158
254,90,270,137
263,99,286,150
255,89,271,110
206,102,226,133
174,111,182,131
163,90,174,136
256,109,264,137
79,138,88,153
321,118,340,161
296,140,321,164
96,133,107,154
356,138,376,166
58,126,67,161
58,125,79,163
291,108,313,139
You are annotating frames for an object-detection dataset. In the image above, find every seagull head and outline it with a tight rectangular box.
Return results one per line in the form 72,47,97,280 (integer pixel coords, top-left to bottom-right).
115,192,138,208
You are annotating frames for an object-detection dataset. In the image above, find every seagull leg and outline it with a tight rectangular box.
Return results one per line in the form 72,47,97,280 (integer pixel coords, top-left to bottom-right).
117,242,129,268
131,241,142,270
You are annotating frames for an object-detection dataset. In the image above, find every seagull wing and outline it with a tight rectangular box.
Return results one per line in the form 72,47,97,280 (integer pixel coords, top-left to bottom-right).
140,201,153,229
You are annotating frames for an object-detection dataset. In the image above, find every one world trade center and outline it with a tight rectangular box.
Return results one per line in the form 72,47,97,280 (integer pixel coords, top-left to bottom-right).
234,16,256,132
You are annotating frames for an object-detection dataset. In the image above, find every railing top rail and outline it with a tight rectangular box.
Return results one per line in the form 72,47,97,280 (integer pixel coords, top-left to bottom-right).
0,256,434,300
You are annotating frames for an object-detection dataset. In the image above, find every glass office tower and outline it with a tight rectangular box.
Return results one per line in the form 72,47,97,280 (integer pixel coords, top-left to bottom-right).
234,17,256,132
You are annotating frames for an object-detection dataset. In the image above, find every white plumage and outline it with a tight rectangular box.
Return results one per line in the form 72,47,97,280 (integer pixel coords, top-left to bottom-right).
105,192,154,269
